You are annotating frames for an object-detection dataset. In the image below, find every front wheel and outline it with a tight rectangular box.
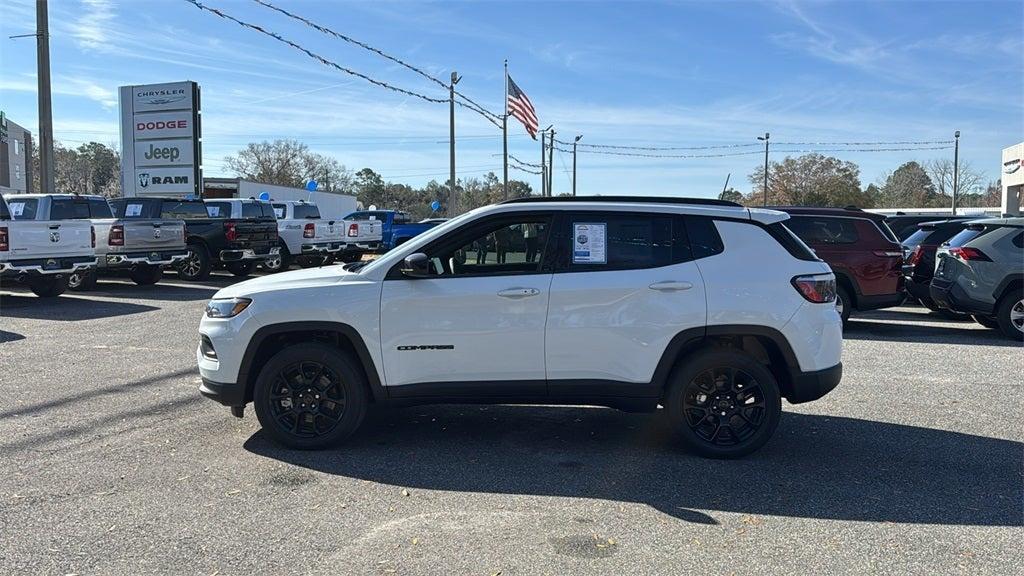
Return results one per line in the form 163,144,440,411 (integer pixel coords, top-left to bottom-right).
664,349,782,459
130,265,163,286
27,275,69,298
225,261,255,277
253,343,369,450
995,292,1024,341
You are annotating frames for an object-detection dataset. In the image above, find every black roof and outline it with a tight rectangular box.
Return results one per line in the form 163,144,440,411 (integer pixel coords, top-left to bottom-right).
501,195,742,207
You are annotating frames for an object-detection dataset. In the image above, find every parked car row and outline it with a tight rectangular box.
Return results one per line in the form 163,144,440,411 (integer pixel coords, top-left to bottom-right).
0,194,398,296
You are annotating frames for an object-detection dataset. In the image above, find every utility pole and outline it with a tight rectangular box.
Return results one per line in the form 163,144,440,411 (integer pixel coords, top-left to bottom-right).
952,130,960,215
539,124,552,197
758,132,770,207
502,59,508,200
36,0,55,194
449,71,460,216
572,135,582,196
548,128,555,196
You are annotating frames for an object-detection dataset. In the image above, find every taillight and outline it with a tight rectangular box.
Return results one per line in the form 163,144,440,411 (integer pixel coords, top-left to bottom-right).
303,223,316,238
908,245,923,266
0,226,8,251
792,274,837,304
108,224,123,246
948,247,991,261
347,223,358,237
224,221,238,242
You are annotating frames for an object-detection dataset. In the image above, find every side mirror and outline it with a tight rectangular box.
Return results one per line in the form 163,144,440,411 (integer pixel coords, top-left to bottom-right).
400,253,431,278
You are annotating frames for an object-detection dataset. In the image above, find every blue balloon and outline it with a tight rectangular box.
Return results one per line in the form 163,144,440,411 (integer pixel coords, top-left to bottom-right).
258,191,270,201
306,180,318,192
430,200,441,212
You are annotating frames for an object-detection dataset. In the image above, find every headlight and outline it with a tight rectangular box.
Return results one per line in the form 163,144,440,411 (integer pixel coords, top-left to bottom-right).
205,297,252,318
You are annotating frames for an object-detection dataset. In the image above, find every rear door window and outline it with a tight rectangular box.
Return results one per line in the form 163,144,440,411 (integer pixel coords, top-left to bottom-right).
786,216,859,245
557,212,690,271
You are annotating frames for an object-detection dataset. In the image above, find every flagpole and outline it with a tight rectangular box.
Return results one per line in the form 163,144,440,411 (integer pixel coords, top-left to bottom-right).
502,59,509,200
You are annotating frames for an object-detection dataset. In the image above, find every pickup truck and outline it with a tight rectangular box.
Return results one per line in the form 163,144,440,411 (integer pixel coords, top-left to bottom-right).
343,210,431,253
266,200,345,272
11,194,189,290
1,194,97,297
110,197,279,281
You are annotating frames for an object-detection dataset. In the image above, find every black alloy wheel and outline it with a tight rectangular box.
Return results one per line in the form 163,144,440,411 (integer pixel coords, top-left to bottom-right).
253,343,368,449
665,349,782,458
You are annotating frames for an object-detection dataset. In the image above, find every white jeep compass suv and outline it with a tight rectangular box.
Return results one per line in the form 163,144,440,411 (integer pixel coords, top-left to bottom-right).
197,197,842,458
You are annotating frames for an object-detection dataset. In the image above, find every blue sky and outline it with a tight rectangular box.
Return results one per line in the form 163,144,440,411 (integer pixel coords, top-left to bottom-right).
1,0,1021,197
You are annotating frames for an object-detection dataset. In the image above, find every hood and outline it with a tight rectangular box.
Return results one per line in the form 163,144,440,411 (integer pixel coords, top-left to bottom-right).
213,264,358,299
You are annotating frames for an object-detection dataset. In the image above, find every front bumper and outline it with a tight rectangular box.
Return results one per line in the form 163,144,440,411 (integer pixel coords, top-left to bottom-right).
199,377,247,407
101,249,189,269
0,256,97,277
786,363,842,404
929,278,994,315
219,246,280,262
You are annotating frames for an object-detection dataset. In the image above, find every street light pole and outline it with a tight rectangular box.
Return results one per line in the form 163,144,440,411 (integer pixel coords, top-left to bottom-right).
448,71,460,216
572,134,582,196
548,128,555,196
952,130,960,215
36,0,55,194
758,132,770,207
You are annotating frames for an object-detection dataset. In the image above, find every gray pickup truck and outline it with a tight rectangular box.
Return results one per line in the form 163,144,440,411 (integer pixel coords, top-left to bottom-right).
6,194,188,289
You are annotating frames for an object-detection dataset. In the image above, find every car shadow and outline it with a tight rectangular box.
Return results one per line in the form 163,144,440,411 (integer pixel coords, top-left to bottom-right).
85,280,223,302
244,406,1022,527
843,318,1020,347
857,308,974,325
0,293,158,321
0,329,26,343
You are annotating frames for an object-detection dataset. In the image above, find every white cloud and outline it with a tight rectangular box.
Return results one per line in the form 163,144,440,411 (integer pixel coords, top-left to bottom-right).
74,0,117,50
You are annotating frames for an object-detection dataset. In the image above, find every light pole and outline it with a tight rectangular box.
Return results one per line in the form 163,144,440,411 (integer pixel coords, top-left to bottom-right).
539,124,552,196
572,134,582,196
952,130,960,215
36,0,55,194
448,71,460,216
758,132,770,207
548,127,556,196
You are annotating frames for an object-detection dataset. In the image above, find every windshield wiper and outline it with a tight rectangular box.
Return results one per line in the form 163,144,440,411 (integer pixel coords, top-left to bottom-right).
342,261,369,272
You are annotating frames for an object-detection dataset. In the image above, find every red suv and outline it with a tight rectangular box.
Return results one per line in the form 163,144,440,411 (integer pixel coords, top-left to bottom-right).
776,207,905,323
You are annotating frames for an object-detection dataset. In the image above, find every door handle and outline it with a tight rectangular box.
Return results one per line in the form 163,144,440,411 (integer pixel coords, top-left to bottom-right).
648,281,693,292
497,287,540,298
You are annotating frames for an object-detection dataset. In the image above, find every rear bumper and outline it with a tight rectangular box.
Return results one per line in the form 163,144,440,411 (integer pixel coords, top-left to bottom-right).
101,249,189,269
0,256,97,277
345,241,381,252
301,242,344,255
199,377,247,407
786,363,843,404
905,276,932,302
219,247,280,262
855,292,905,311
929,278,994,315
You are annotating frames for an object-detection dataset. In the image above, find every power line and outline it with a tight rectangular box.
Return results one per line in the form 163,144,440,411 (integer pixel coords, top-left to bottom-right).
552,145,954,159
184,0,448,105
556,140,762,151
555,139,957,151
250,0,502,127
508,154,541,169
774,140,955,146
509,163,542,176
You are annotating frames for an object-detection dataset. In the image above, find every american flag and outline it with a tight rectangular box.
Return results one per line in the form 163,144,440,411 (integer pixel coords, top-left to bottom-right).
507,76,538,139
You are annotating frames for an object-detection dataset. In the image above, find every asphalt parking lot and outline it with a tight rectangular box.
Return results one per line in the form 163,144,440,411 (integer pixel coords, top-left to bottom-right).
1,273,1021,575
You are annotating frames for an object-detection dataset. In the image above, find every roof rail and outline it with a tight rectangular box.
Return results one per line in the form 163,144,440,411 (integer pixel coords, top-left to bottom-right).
500,195,742,208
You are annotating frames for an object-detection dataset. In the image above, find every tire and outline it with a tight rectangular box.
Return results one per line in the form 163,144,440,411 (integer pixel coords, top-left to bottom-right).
994,291,1024,341
973,315,999,330
176,243,211,281
336,252,362,264
67,269,98,291
664,349,782,459
296,255,326,268
27,275,69,298
253,343,369,450
225,261,255,277
262,244,292,273
130,265,163,286
835,286,852,325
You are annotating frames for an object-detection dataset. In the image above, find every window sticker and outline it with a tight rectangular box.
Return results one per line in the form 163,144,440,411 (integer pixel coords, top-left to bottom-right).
206,206,221,217
273,207,285,219
125,203,143,217
573,222,607,264
8,202,24,217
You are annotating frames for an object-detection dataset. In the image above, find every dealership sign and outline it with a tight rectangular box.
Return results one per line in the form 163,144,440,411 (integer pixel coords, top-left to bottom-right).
120,81,201,197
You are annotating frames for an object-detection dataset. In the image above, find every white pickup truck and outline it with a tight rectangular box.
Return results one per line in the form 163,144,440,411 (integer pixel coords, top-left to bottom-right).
336,212,383,263
265,200,345,272
0,194,97,297
7,194,188,290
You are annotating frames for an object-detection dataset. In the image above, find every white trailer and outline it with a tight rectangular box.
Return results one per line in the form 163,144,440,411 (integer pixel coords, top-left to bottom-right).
234,180,358,221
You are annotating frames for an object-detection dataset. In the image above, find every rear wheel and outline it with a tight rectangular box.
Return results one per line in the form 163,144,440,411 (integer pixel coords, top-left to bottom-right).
226,261,255,277
27,275,69,298
262,244,292,273
176,244,211,281
664,349,782,459
973,315,999,330
253,343,369,449
995,292,1024,341
835,286,852,325
67,269,98,291
336,252,362,264
130,265,163,286
296,255,327,268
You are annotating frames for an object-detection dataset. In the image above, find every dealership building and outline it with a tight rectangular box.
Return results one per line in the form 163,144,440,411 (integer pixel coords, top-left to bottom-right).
0,113,32,195
1002,142,1023,216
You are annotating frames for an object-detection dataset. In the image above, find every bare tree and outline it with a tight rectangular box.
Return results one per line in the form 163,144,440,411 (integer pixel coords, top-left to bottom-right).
925,158,984,199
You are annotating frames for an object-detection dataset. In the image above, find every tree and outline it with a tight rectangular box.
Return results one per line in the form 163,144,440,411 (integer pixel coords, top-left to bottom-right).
718,188,743,203
877,161,936,208
746,153,870,208
31,140,121,197
303,152,353,194
925,158,984,208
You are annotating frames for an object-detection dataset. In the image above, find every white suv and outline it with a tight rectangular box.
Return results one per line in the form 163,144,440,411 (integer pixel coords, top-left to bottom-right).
197,197,842,458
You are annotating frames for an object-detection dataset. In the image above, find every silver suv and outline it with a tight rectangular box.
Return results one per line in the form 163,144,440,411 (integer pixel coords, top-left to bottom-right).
930,217,1024,340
